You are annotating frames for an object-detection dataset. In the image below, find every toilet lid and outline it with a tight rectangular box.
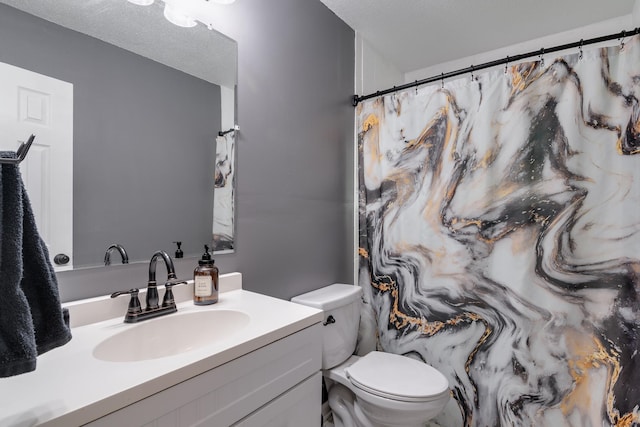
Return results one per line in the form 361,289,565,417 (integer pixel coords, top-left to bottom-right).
345,351,449,402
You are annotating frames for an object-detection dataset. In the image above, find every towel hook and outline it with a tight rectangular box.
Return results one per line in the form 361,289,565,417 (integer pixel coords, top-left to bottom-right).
0,134,35,165
218,125,240,137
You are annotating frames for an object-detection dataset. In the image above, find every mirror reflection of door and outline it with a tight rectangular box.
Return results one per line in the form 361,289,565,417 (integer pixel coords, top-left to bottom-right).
0,62,73,271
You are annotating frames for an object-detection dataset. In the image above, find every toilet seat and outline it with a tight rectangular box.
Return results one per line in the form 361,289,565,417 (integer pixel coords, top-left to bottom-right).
345,351,449,403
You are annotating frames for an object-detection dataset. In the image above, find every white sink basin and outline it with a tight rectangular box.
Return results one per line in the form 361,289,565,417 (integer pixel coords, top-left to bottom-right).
93,309,251,362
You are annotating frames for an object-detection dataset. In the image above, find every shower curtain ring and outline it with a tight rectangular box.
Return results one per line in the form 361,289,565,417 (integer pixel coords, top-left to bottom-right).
441,73,444,89
620,30,626,49
539,48,545,68
470,65,474,81
579,39,583,60
504,56,509,74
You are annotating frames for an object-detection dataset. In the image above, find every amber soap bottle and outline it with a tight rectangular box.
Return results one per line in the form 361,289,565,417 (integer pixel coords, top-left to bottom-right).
193,245,219,305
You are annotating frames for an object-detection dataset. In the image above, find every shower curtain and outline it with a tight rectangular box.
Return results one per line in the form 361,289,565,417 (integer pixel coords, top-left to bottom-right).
357,35,640,426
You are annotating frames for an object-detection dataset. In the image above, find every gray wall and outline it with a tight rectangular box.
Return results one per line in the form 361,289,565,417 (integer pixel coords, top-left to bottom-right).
4,0,355,302
204,0,356,300
0,4,220,268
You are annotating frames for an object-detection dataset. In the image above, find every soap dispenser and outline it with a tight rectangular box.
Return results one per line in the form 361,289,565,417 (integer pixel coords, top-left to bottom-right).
174,241,184,259
193,245,218,305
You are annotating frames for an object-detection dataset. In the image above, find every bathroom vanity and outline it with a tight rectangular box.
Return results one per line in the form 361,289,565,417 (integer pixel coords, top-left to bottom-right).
0,273,324,426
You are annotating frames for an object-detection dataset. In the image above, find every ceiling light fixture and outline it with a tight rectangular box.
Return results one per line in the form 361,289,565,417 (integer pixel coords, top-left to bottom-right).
127,0,155,5
127,0,236,29
163,3,197,27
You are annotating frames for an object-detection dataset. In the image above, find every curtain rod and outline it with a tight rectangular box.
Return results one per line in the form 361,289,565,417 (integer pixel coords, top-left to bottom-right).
352,27,640,107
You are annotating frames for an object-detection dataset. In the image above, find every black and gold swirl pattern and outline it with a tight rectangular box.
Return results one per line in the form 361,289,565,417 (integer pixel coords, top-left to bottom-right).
357,36,640,426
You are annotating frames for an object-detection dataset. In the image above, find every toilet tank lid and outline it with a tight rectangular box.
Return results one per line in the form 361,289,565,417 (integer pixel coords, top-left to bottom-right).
291,284,362,311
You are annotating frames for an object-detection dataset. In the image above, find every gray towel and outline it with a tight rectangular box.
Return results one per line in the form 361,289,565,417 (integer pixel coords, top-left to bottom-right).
0,153,72,377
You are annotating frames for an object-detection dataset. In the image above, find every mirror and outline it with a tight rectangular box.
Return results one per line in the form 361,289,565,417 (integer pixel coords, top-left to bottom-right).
0,0,237,269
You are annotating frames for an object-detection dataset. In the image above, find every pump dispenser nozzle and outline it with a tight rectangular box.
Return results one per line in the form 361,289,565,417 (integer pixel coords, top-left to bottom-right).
200,244,212,261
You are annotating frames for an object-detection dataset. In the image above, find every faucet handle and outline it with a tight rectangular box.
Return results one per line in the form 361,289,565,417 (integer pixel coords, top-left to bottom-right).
111,288,142,317
162,280,187,308
165,278,188,287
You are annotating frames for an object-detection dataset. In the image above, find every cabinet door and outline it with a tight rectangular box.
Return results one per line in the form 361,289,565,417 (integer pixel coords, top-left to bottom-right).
233,372,321,427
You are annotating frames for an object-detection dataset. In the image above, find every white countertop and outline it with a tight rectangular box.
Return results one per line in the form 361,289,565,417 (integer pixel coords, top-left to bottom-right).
0,274,323,427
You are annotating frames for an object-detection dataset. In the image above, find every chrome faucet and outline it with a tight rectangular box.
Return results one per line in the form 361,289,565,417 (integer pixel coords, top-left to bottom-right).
104,243,129,266
110,250,186,323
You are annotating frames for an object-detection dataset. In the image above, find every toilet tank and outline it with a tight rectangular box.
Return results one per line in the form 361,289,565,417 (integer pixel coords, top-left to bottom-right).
291,284,362,369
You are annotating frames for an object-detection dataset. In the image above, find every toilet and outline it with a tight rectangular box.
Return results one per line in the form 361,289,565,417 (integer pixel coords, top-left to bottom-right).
292,284,450,427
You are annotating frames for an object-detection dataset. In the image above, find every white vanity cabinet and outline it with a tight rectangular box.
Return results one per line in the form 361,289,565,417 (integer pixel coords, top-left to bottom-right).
0,279,324,427
86,323,322,427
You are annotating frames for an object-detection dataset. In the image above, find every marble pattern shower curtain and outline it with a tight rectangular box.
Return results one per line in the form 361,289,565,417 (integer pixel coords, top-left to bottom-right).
212,131,236,253
357,36,640,426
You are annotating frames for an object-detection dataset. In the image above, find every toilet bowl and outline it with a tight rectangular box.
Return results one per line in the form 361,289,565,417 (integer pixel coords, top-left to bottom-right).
326,353,449,427
291,284,449,427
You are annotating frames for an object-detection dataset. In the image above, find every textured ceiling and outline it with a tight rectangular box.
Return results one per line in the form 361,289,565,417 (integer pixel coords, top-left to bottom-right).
0,0,237,88
3,0,636,85
319,0,637,74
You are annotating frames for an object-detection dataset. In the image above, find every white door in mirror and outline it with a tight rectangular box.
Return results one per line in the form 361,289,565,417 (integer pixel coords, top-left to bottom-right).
0,62,73,271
